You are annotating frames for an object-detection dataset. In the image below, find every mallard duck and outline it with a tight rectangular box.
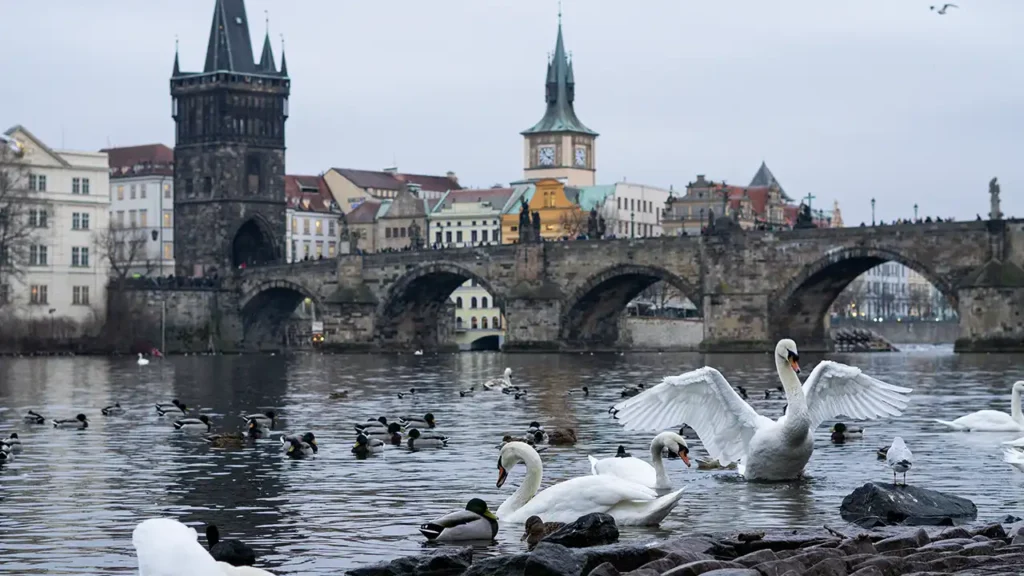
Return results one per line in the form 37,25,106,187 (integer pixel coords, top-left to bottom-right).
205,524,256,567
281,432,318,454
0,449,10,464
400,413,436,429
155,399,182,412
3,433,21,446
498,432,546,449
526,421,544,433
174,415,213,431
830,422,865,443
459,386,475,397
548,428,577,446
285,436,315,458
204,432,246,448
246,419,267,439
408,428,447,449
102,402,125,416
736,386,749,400
568,386,590,397
615,445,632,458
621,384,645,398
52,414,88,429
354,416,389,433
243,411,277,430
419,498,499,542
695,457,738,471
23,410,45,424
522,515,565,550
364,422,403,444
157,402,188,417
353,433,384,456
328,390,349,400
764,390,772,400
397,388,416,399
876,446,889,460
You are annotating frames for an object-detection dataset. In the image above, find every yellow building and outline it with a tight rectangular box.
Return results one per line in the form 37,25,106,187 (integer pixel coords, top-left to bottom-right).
500,179,584,243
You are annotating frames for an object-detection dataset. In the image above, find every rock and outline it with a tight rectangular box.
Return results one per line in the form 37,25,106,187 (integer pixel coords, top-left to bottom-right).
931,527,971,541
737,532,765,543
537,513,618,549
840,482,978,527
651,536,718,560
662,560,746,576
873,528,930,553
851,557,904,576
970,523,1006,539
463,553,528,576
699,570,760,576
734,549,778,567
1013,527,1024,545
847,567,883,576
628,553,690,575
788,549,844,568
588,563,620,576
902,551,942,564
917,538,969,552
961,541,997,556
749,559,804,576
1001,514,1023,523
918,555,972,572
347,546,473,576
526,543,582,576
575,544,663,576
803,558,848,576
838,537,877,557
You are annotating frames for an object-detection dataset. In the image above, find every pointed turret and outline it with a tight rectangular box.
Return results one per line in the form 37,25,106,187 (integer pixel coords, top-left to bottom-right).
172,40,180,76
749,161,790,200
258,32,276,73
280,37,288,77
522,19,596,136
203,0,256,73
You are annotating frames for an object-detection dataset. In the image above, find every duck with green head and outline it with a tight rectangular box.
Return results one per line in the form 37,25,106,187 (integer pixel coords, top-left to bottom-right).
830,422,864,444
419,498,499,541
352,433,383,457
407,428,448,450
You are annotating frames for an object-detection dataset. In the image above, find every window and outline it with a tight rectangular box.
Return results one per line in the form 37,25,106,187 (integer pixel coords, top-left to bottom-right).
494,228,499,240
328,220,336,237
117,185,124,200
72,212,91,230
0,283,8,304
303,242,310,258
291,217,297,233
328,242,336,257
30,285,48,305
456,317,463,328
471,317,478,329
303,219,310,234
435,231,442,244
618,197,622,209
400,227,407,238
471,297,478,309
482,317,489,329
72,286,90,305
139,209,148,228
445,231,452,244
129,210,137,228
482,297,489,308
82,178,90,195
71,247,89,267
139,183,146,199
482,230,489,243
315,219,323,235
72,178,80,194
163,183,171,198
28,208,47,228
163,242,173,260
130,185,136,199
28,174,47,191
315,242,324,258
163,210,172,228
116,211,125,228
471,230,478,243
456,297,463,308
493,316,500,329
385,228,392,239
456,230,463,243
29,245,48,266
203,177,212,195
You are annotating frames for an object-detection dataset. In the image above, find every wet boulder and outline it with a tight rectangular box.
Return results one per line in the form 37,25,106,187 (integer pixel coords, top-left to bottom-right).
346,546,473,576
839,482,977,528
541,513,619,548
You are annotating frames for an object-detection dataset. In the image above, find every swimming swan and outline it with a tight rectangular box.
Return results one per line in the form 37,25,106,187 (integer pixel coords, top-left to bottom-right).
612,339,912,481
587,431,691,490
935,381,1024,432
495,441,685,526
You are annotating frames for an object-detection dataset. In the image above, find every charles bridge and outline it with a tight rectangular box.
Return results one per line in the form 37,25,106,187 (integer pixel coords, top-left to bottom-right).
133,219,1024,354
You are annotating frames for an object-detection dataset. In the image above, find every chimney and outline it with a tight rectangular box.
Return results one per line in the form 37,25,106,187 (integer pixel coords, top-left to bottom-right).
383,166,398,174
446,171,458,184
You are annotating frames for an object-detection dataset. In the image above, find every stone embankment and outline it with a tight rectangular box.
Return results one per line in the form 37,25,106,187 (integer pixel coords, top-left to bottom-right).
347,513,1024,576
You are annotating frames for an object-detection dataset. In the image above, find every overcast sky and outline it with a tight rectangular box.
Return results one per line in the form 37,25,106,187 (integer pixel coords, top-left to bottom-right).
3,1,1022,225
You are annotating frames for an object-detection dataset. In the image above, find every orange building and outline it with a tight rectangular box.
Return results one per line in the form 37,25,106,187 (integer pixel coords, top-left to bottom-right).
500,179,584,243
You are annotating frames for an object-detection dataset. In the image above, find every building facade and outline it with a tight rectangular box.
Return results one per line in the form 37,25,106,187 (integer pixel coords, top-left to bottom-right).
171,0,290,275
451,279,505,350
500,179,580,243
834,264,956,321
323,167,460,214
428,187,517,248
662,172,789,236
1,126,111,333
103,144,175,276
285,175,342,262
570,182,671,239
521,19,598,187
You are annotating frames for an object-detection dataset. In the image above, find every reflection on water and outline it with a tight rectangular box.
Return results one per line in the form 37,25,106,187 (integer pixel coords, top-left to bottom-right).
1,348,1023,574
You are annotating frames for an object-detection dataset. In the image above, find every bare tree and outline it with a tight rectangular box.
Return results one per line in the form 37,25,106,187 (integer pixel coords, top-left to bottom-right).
907,284,930,319
96,225,153,288
559,205,587,238
0,134,45,308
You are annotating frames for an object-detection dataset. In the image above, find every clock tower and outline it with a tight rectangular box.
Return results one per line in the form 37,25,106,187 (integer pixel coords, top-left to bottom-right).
521,17,598,186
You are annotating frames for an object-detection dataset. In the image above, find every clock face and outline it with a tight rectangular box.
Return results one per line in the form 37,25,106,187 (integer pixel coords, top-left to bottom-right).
574,146,587,167
537,146,555,166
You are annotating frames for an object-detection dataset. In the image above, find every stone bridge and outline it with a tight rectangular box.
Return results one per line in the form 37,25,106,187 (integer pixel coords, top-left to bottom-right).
151,219,1024,353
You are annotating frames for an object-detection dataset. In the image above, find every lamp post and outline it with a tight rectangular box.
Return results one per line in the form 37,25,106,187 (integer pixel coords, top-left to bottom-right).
871,198,876,226
630,211,635,238
913,203,918,221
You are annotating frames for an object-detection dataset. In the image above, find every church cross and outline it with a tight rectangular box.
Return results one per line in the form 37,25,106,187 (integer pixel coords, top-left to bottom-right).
803,192,816,210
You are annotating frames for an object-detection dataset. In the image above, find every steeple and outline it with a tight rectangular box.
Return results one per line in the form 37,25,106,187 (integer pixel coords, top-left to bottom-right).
172,36,180,76
280,35,288,77
521,15,596,136
203,0,257,73
258,11,277,73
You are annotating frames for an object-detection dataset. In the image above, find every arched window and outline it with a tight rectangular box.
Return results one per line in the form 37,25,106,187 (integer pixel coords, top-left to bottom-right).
456,297,463,308
481,317,489,329
493,316,500,329
481,297,489,308
471,317,478,329
456,317,463,328
471,297,478,309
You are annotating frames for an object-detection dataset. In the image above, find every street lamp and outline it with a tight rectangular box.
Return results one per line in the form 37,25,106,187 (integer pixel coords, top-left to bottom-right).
871,198,876,226
913,203,918,221
630,211,635,238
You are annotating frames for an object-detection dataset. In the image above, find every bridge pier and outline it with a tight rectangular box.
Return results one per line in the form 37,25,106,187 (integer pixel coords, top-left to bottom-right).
502,296,562,352
954,269,1024,352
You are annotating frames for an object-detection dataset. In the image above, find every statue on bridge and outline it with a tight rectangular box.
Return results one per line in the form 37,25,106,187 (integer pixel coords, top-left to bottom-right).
794,203,816,229
409,220,423,250
990,177,1003,220
531,211,542,242
518,198,532,243
587,208,600,239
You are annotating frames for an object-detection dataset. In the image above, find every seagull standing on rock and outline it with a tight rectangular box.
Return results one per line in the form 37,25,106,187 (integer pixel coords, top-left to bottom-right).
886,436,913,486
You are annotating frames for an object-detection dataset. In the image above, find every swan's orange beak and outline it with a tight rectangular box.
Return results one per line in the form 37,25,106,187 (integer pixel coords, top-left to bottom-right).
789,358,801,374
681,452,691,467
496,465,508,488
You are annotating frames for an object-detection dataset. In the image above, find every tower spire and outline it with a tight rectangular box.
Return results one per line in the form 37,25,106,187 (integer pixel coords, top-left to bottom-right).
258,9,276,73
521,11,596,137
279,34,288,76
172,35,180,76
203,0,256,73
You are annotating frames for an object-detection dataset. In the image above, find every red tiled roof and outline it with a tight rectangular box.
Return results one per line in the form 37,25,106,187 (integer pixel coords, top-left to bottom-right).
101,144,173,178
395,172,462,192
286,175,337,213
347,200,382,224
696,184,774,216
435,187,515,211
332,168,461,193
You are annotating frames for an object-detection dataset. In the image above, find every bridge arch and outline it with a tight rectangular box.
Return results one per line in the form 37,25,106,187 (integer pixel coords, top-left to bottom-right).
771,246,958,349
239,279,322,350
232,215,278,268
560,264,701,348
376,263,505,351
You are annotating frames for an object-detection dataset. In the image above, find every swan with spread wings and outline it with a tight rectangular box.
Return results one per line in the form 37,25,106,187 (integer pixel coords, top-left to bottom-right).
612,339,912,481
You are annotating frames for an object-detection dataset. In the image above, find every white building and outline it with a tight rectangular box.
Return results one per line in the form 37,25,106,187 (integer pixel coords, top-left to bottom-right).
838,263,956,321
102,144,174,276
1,126,111,333
428,187,519,248
569,182,672,238
285,175,342,262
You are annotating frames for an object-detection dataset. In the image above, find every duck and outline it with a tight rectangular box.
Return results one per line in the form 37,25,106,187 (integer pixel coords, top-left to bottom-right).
137,353,150,366
483,367,512,391
52,413,89,429
174,415,213,432
830,422,864,443
132,517,277,576
620,384,645,398
400,413,436,429
407,428,447,449
156,399,183,413
764,390,772,400
615,445,631,458
2,433,21,447
23,410,45,424
363,422,403,444
499,432,547,449
204,432,246,449
246,419,267,439
1003,447,1024,473
695,457,738,471
526,421,544,434
935,381,1024,432
353,433,384,456
419,498,499,542
284,436,315,458
737,386,749,400
548,428,577,446
158,402,188,417
522,515,565,550
354,416,389,433
568,386,590,397
102,402,125,416
328,390,349,400
459,386,475,397
495,441,686,526
588,431,690,490
886,436,912,486
243,411,277,430
0,448,10,464
397,388,416,399
206,524,256,567
611,339,912,481
281,432,317,454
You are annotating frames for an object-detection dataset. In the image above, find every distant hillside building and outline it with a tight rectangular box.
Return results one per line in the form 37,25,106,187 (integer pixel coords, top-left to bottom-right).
284,175,342,262
102,144,174,275
323,167,460,214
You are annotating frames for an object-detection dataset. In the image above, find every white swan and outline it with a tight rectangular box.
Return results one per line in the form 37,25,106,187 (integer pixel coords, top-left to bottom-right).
1003,447,1024,472
137,353,150,366
934,381,1024,432
495,441,685,526
587,431,691,490
483,367,512,391
612,339,912,481
133,517,276,575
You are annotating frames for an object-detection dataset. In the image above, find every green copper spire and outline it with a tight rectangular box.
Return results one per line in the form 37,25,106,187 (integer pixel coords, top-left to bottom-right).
521,16,596,136
258,11,277,73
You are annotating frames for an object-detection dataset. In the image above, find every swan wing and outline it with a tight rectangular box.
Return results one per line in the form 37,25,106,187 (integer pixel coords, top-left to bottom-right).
612,367,769,466
802,361,912,431
133,518,223,576
506,475,658,523
590,456,657,488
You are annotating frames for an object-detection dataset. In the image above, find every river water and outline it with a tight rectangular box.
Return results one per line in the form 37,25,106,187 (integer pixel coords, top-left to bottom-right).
0,348,1022,574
